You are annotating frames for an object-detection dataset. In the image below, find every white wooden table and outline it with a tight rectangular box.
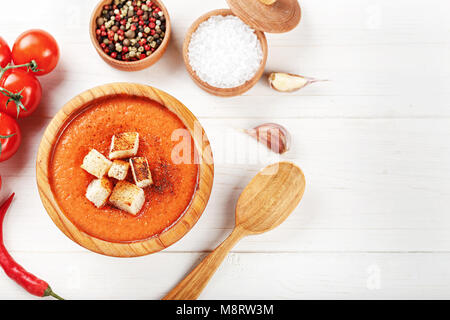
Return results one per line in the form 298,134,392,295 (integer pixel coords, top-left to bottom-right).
0,0,449,300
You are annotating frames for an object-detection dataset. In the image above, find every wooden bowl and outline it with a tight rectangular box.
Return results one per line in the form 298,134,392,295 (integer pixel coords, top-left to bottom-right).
182,9,268,97
36,83,214,257
89,0,172,71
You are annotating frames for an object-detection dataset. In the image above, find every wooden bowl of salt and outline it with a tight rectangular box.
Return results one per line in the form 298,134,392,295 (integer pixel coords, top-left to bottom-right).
183,0,301,97
183,9,268,97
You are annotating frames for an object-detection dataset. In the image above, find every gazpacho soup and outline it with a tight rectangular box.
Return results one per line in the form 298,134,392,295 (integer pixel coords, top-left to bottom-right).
49,95,199,243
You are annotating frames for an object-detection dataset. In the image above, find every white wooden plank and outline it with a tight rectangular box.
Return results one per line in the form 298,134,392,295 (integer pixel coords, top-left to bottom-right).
0,0,449,300
1,118,449,253
0,0,448,120
1,252,449,300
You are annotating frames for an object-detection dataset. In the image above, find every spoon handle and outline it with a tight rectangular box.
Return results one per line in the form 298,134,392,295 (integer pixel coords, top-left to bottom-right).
163,227,245,300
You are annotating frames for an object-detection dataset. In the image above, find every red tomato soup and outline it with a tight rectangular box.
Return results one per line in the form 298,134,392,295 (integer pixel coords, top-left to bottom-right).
50,96,199,243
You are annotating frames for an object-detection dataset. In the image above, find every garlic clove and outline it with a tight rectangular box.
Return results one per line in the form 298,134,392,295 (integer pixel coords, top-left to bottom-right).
268,72,327,93
245,123,291,154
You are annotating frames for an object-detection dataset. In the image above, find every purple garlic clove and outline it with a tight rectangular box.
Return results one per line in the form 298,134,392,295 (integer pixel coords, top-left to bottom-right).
245,123,291,154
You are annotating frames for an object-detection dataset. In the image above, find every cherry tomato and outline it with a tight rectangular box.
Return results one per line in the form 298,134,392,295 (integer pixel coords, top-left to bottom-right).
12,30,59,76
0,37,11,68
0,112,21,162
0,69,42,118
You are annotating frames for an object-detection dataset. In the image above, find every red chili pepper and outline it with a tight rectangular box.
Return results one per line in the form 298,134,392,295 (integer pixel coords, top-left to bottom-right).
0,194,63,300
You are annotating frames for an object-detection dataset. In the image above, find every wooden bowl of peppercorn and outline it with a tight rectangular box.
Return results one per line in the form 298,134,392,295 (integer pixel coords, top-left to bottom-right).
90,0,171,71
182,9,268,97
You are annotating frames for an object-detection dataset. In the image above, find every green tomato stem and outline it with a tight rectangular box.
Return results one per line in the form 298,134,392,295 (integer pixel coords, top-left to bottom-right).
0,60,39,79
0,134,16,158
0,86,25,118
0,60,38,117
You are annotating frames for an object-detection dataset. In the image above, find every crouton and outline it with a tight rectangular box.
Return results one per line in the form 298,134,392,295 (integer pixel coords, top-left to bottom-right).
130,157,153,188
86,178,113,208
109,132,139,160
109,181,145,215
81,149,113,178
108,160,130,181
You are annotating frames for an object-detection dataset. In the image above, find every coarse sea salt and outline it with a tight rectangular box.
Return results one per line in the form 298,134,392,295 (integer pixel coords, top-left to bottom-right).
188,15,263,89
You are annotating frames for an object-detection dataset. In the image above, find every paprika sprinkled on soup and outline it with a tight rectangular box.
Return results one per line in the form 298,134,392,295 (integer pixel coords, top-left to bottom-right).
49,96,199,243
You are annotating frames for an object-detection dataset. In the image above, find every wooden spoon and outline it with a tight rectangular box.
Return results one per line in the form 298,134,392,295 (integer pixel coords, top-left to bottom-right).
163,162,306,300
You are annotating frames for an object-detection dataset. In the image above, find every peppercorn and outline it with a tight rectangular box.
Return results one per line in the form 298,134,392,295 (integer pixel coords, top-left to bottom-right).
125,30,135,38
97,17,105,26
